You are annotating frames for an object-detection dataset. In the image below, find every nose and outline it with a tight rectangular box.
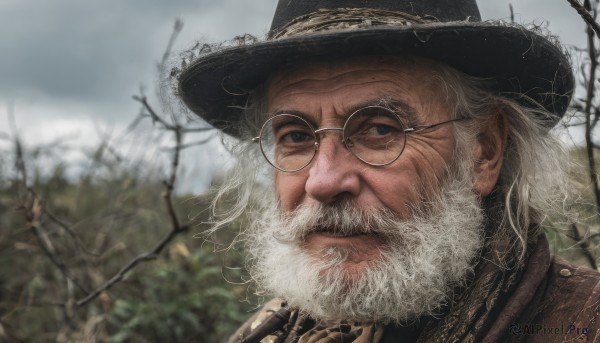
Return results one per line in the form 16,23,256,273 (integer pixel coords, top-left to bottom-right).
304,132,361,204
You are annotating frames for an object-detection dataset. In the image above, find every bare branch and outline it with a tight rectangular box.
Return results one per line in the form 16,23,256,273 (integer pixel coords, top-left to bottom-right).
75,22,215,305
570,224,599,269
178,136,216,151
7,18,211,319
159,18,184,72
565,121,588,127
567,0,600,39
509,4,515,24
75,195,191,308
74,119,191,309
163,128,183,231
44,209,101,257
576,0,600,213
180,126,216,133
74,251,159,308
132,95,174,130
26,191,89,295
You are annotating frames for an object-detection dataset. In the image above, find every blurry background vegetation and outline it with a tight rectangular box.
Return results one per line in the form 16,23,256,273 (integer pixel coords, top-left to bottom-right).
3,2,600,342
0,112,260,342
0,19,261,342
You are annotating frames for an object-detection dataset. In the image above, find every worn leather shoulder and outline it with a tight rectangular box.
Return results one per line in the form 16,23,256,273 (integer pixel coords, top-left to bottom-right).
523,256,600,342
226,298,284,343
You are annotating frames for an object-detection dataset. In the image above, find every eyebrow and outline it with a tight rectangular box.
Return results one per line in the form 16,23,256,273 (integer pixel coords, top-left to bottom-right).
269,98,419,124
350,99,419,124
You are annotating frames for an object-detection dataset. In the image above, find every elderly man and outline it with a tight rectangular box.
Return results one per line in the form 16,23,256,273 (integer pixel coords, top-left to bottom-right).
178,0,600,342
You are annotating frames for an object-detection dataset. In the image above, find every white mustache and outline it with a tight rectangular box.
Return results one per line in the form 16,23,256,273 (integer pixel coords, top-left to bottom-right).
273,202,413,242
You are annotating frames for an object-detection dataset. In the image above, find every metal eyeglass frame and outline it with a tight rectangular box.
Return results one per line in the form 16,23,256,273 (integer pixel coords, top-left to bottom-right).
252,105,466,172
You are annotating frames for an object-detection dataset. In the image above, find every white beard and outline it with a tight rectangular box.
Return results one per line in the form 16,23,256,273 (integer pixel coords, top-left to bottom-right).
245,176,484,324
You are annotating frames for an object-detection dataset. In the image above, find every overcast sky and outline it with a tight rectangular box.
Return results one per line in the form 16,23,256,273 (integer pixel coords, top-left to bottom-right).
0,0,587,192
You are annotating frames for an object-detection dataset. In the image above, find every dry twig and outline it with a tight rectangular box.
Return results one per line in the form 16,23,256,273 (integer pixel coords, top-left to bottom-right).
567,0,600,39
568,0,600,267
74,90,195,310
570,224,599,269
569,0,600,211
8,19,215,326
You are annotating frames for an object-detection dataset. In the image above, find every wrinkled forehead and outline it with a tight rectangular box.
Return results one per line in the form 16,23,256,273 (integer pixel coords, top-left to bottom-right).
265,55,455,120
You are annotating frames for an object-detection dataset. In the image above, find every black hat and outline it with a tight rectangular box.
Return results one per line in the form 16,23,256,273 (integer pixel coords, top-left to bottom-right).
178,0,573,136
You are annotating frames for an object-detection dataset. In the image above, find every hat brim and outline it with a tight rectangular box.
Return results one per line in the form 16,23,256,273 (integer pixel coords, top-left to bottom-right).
178,22,573,137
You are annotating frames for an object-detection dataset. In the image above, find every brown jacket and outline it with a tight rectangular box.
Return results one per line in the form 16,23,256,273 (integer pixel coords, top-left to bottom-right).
500,255,600,342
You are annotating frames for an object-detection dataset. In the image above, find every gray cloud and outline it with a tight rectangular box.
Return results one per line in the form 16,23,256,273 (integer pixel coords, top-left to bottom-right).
0,0,277,121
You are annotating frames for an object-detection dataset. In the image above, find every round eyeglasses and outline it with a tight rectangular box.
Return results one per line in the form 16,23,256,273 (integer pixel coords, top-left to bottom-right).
252,106,465,172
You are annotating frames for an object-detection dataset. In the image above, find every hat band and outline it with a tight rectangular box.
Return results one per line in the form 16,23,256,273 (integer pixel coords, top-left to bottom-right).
270,8,440,40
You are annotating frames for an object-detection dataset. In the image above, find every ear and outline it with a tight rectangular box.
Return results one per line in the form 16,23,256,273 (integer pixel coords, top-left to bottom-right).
472,112,508,197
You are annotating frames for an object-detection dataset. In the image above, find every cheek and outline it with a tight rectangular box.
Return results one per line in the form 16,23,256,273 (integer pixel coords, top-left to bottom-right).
275,172,307,212
367,169,424,217
372,146,453,214
404,139,455,188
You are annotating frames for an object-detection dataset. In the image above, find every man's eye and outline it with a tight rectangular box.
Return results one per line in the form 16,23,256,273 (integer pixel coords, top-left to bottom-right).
373,124,393,135
283,131,311,143
362,123,397,137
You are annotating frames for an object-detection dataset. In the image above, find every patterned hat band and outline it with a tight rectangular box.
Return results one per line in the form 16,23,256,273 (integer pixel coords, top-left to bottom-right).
269,8,443,40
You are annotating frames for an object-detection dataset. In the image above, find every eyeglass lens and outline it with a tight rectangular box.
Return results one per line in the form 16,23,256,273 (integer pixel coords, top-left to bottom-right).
259,107,408,172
